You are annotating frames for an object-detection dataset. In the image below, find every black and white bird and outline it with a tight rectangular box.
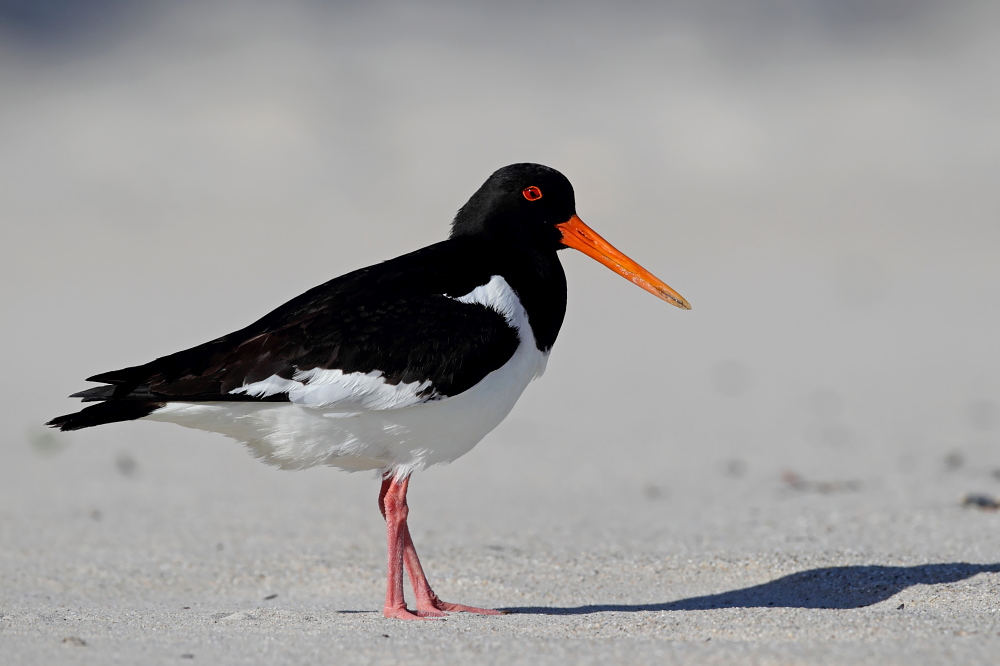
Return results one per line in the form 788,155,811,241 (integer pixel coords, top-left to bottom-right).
48,163,691,620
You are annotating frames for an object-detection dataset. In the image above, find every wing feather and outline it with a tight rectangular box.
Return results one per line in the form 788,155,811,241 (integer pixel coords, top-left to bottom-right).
79,241,520,406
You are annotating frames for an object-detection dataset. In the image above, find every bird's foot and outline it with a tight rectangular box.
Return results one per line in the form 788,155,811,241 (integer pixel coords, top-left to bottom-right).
417,598,506,615
383,605,441,621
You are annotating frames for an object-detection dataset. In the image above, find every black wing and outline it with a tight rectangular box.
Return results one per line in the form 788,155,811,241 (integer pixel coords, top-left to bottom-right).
56,239,520,410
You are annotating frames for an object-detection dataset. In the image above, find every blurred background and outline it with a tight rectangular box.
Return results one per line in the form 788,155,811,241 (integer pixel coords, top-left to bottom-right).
2,0,999,553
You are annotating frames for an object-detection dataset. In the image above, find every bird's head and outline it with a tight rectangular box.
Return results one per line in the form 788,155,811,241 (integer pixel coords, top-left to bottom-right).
451,163,691,310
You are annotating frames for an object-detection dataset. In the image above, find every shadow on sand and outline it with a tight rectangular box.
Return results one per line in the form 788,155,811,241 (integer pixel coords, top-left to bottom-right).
505,563,1000,615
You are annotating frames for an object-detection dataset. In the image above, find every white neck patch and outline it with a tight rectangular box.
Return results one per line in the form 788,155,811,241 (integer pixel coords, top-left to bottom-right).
452,275,533,347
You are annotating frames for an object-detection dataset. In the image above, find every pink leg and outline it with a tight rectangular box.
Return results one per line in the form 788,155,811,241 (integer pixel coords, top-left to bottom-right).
379,475,503,618
380,475,427,620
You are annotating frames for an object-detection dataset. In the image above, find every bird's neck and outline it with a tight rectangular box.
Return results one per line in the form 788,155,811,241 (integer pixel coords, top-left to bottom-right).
487,242,567,353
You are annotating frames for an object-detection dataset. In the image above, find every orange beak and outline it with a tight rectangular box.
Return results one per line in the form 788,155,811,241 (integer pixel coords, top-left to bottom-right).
556,215,692,310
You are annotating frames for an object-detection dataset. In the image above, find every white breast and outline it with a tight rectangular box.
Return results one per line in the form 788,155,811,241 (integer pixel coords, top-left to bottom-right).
146,275,548,476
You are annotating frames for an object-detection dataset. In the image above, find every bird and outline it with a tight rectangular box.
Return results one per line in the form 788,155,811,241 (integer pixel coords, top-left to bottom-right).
48,163,691,620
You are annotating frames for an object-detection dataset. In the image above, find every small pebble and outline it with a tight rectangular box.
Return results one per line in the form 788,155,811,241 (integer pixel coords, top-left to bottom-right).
115,453,138,477
944,452,964,470
643,485,665,500
725,459,747,478
961,493,1000,510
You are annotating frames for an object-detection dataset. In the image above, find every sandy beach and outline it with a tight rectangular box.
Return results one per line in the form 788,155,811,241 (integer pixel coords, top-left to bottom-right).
2,2,999,663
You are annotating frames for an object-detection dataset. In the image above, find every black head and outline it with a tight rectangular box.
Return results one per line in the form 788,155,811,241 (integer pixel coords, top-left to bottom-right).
451,162,692,310
450,163,577,250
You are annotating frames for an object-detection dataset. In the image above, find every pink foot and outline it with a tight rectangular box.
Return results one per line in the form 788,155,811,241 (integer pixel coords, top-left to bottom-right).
417,598,506,615
383,605,440,621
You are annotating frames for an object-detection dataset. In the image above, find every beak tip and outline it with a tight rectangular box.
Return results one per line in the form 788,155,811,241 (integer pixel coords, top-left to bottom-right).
658,291,691,310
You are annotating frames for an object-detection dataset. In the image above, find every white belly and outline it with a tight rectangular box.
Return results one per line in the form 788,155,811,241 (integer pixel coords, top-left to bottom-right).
145,275,549,476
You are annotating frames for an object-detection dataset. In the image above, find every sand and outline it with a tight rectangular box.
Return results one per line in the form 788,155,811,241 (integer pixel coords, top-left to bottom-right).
5,416,1000,664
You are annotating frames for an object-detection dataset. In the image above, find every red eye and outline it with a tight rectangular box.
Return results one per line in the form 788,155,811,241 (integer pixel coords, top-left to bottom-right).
522,186,543,201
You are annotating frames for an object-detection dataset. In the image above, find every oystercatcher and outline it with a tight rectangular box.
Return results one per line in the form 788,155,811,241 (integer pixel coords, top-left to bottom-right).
48,163,691,620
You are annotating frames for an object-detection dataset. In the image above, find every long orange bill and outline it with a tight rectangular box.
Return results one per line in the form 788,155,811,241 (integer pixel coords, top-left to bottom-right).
555,214,692,310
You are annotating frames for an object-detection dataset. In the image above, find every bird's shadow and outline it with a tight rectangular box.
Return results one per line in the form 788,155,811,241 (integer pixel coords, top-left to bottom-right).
505,563,1000,615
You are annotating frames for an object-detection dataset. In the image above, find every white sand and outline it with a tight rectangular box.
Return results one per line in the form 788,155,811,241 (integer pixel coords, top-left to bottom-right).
2,2,1000,664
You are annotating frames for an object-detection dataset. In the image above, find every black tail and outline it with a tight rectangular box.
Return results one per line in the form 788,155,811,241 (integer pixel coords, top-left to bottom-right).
69,385,117,402
46,401,163,432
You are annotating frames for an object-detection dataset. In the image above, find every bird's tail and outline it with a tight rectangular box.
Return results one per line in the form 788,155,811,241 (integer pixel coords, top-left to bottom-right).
47,400,162,432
